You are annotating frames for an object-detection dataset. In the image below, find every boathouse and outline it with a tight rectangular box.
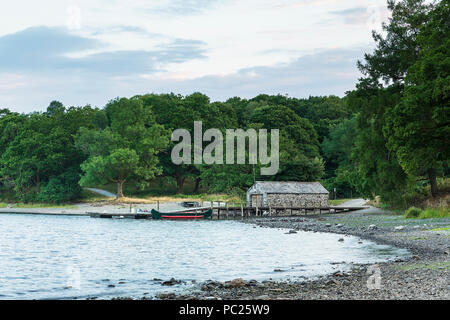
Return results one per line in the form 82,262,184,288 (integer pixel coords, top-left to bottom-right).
246,181,329,208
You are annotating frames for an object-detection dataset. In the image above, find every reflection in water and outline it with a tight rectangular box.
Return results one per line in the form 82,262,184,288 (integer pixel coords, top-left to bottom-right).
0,214,410,299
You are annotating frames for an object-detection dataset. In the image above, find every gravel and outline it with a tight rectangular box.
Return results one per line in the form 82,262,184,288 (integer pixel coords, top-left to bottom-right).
150,207,449,300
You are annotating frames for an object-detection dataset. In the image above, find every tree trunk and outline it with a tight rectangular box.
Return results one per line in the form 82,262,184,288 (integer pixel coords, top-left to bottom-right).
193,177,201,194
35,174,40,193
427,168,438,197
117,180,124,198
176,175,185,194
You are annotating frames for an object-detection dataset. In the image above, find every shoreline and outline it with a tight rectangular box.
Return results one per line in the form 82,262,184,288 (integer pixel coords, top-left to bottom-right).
149,206,449,300
1,202,448,300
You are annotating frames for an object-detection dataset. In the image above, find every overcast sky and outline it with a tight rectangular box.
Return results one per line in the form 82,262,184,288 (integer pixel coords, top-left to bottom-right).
0,0,391,112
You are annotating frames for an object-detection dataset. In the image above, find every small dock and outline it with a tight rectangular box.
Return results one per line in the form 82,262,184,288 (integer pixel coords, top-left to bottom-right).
87,204,368,220
210,205,367,219
87,212,152,219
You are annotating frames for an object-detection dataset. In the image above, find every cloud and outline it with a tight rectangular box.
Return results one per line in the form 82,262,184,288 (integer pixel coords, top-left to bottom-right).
89,25,157,36
331,5,390,26
0,26,207,75
0,47,366,112
153,0,223,15
331,7,368,24
179,48,365,99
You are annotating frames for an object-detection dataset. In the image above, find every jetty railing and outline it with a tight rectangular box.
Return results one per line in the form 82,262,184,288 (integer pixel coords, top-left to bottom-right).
88,202,368,219
205,203,367,220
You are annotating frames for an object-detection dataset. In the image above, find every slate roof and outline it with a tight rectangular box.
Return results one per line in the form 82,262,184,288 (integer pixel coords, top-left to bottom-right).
249,181,329,194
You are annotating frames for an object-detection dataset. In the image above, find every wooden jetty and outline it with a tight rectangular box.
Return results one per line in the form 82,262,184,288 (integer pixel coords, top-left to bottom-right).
88,203,368,220
87,212,151,219
208,204,368,219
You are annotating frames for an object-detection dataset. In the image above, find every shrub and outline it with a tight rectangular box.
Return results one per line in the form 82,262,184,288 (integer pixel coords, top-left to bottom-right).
404,207,422,219
38,169,82,204
418,208,449,219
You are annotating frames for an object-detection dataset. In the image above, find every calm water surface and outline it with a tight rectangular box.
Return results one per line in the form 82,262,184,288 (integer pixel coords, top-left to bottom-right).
0,214,410,299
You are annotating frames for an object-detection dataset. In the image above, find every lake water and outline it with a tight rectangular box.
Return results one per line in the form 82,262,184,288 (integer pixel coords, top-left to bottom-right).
0,214,410,300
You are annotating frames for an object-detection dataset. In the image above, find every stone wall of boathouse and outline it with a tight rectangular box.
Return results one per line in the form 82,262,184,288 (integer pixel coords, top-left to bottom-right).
266,193,329,208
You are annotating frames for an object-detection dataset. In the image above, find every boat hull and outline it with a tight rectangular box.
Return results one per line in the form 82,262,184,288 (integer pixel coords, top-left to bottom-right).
151,209,212,220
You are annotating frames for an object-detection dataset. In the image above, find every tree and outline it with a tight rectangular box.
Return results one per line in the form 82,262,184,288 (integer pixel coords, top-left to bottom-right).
348,0,442,205
38,167,83,203
79,148,140,198
322,117,364,197
249,105,324,181
0,109,26,190
138,93,238,193
0,102,99,201
75,97,168,198
384,0,449,196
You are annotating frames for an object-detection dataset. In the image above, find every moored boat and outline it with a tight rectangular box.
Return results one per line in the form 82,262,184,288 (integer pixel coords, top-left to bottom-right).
150,209,212,220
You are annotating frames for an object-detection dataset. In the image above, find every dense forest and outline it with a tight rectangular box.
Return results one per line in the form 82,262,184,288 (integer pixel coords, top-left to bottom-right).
0,0,448,208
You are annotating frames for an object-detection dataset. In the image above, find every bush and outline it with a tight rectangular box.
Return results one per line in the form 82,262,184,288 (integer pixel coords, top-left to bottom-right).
418,208,449,219
404,207,422,219
38,169,82,204
404,206,449,219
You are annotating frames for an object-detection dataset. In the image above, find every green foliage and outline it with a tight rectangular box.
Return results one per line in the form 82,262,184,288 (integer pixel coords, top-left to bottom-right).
404,207,423,219
348,0,448,206
405,207,449,219
0,102,101,202
321,116,364,198
137,93,238,193
418,208,449,219
79,148,139,187
36,166,83,203
75,97,169,197
384,0,449,196
249,105,324,181
2,2,448,207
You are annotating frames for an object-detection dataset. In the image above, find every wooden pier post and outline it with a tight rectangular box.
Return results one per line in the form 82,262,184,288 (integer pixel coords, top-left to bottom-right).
157,200,160,211
241,203,244,219
269,205,272,216
226,202,229,219
217,201,220,220
210,201,213,219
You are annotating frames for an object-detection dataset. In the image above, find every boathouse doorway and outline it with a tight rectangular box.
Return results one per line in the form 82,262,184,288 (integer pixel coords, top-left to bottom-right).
251,194,263,207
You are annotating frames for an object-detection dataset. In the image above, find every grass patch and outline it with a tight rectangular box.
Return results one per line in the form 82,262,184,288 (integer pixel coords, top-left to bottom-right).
404,207,449,219
101,194,242,205
404,207,422,219
396,261,450,271
96,178,201,198
170,193,242,203
430,226,450,232
91,179,243,204
418,208,449,219
404,236,428,240
329,199,352,206
0,202,8,208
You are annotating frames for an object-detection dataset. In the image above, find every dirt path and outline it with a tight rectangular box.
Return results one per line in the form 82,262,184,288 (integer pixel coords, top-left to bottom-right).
336,198,368,207
85,188,116,198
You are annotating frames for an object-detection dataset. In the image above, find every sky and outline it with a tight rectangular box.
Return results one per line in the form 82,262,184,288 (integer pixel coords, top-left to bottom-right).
0,0,391,113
